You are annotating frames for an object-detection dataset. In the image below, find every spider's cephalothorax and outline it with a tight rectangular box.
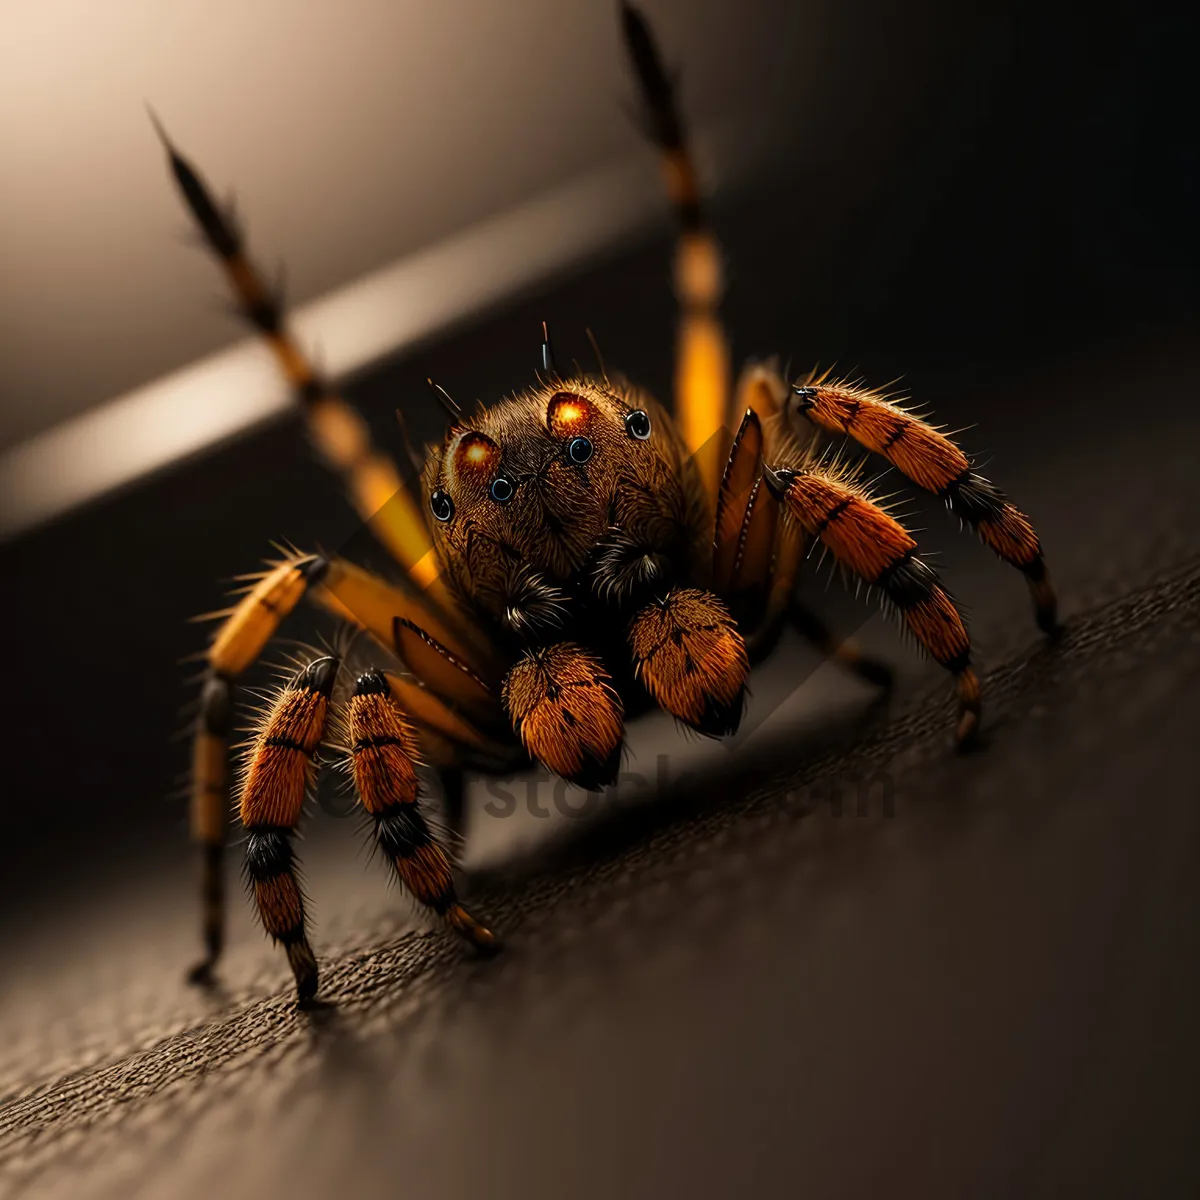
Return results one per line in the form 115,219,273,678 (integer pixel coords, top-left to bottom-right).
161,2,1060,1004
424,380,702,635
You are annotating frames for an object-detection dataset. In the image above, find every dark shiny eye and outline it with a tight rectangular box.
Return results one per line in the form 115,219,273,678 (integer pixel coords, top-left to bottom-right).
489,475,515,504
430,489,454,522
567,436,593,464
625,409,652,440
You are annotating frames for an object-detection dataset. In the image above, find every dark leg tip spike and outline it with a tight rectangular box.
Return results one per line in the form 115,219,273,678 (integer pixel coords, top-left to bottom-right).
297,655,339,697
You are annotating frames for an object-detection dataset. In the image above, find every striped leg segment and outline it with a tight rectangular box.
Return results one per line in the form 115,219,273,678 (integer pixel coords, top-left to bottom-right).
764,465,982,745
621,1,731,507
151,117,448,602
348,670,496,952
188,552,329,983
239,656,338,1003
188,673,232,981
788,378,1058,634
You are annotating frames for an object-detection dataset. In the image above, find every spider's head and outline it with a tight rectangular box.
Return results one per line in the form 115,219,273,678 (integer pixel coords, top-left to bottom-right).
421,378,686,609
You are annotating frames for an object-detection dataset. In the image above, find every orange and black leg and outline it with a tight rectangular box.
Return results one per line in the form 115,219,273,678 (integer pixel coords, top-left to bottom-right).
151,116,452,606
764,464,982,745
502,643,625,790
239,655,339,1003
621,1,731,505
348,670,496,952
788,377,1059,634
628,588,749,737
188,551,329,984
711,404,892,688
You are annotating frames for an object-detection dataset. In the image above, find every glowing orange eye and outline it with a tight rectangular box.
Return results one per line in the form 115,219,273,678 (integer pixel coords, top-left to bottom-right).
546,391,598,438
452,431,500,477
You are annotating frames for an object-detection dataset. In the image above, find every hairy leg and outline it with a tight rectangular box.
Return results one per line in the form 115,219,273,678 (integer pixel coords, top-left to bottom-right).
187,551,328,982
764,464,981,745
347,670,496,953
152,118,458,612
238,655,338,1003
621,2,731,506
788,373,1058,634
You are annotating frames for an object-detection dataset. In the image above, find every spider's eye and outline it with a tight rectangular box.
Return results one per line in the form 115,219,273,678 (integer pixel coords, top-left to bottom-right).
625,410,652,440
430,489,454,522
567,436,593,465
489,475,515,504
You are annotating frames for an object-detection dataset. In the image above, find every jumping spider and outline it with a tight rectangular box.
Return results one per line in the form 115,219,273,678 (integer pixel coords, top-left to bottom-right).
160,3,1059,1003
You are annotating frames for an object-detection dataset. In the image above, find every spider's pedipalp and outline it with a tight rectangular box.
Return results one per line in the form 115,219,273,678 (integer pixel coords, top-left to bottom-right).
629,587,749,737
502,643,625,790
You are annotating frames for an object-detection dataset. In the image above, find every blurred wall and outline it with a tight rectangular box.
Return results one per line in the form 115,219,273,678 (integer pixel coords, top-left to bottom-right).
0,0,826,452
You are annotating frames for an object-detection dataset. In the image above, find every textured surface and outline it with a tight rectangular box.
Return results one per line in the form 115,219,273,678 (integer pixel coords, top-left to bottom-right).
3,557,1199,1199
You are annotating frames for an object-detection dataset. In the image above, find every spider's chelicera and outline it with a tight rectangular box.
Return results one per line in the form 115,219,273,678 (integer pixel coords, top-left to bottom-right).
158,2,1060,1005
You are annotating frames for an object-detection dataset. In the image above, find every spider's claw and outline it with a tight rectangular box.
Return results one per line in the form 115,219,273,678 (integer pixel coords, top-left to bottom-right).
954,669,983,750
448,905,502,957
1033,579,1062,638
287,941,320,1004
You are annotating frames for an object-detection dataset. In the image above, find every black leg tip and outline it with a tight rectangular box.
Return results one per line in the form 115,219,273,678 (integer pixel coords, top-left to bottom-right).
294,971,319,1007
1037,608,1064,640
954,709,983,753
187,958,218,988
353,667,391,697
300,554,330,584
296,655,339,697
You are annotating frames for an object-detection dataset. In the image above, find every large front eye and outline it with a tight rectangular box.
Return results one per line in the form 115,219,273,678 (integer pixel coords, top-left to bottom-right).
567,436,593,464
489,475,515,504
625,410,652,440
430,489,454,522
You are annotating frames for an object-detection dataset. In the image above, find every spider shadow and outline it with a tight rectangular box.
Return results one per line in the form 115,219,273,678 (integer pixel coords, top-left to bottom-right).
461,624,1075,924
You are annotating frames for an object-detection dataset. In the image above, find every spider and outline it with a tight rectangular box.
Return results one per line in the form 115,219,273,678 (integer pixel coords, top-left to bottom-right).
160,2,1059,1004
